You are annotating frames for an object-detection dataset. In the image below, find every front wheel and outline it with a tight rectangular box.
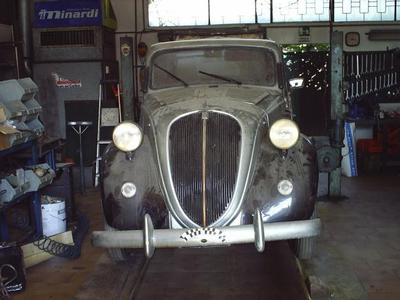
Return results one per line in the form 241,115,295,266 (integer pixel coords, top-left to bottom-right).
104,223,142,262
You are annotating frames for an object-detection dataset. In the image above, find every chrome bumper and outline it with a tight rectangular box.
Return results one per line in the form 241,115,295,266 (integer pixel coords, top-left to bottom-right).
92,210,321,258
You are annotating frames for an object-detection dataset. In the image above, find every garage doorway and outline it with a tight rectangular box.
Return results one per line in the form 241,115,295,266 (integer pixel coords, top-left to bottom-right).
283,44,330,137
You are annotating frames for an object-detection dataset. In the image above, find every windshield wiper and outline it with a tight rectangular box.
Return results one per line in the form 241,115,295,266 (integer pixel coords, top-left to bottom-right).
198,70,242,85
154,63,188,87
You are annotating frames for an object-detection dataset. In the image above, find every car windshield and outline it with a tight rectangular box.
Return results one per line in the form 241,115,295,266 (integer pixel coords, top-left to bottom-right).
150,46,276,90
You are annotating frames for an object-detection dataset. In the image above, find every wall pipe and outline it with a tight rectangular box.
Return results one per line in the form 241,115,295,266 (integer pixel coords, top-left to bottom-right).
18,0,32,76
142,0,146,32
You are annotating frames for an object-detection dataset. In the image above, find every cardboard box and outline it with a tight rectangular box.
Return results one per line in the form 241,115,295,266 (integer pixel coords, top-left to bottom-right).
0,124,21,150
0,105,7,123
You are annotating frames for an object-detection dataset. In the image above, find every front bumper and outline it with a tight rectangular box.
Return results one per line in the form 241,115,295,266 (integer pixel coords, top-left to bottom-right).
92,209,321,258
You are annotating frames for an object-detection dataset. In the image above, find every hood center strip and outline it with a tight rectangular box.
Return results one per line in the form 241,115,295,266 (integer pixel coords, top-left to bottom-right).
201,111,208,227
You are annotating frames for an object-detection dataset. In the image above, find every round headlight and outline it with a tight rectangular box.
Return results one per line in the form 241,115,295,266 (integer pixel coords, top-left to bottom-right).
269,119,299,149
112,122,143,152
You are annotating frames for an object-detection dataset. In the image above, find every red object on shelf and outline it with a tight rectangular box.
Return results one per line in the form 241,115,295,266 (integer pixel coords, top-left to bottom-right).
357,139,383,154
387,127,400,155
112,85,122,98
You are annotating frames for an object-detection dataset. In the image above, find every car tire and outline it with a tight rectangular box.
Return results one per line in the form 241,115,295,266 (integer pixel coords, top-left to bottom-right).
295,209,318,260
104,223,141,262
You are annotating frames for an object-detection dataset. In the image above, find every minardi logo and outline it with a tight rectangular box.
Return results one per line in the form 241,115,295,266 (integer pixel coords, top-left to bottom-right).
38,8,99,20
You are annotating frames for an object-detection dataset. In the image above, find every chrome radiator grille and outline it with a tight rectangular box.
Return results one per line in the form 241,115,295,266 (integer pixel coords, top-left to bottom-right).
169,112,241,226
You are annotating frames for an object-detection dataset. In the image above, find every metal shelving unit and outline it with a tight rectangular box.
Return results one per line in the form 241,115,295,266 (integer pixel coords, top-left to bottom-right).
0,139,42,241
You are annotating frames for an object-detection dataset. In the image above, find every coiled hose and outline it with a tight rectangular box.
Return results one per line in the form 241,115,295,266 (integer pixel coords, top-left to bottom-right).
33,210,89,259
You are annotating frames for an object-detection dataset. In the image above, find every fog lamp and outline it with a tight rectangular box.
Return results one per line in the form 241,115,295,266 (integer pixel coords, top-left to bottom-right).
121,182,137,198
277,180,293,196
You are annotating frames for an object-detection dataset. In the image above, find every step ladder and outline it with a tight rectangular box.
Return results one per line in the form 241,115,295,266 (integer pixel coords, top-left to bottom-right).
94,80,122,187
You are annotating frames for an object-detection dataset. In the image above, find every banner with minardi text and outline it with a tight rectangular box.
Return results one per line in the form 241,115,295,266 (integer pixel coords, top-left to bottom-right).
33,0,102,28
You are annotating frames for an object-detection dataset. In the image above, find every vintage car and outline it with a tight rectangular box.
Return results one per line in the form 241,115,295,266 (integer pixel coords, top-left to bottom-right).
92,38,321,261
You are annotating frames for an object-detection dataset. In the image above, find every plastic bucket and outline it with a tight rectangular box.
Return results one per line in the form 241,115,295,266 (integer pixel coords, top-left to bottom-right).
41,197,66,237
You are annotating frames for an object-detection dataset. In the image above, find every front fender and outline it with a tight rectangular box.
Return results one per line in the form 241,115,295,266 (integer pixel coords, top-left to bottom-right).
245,134,318,222
100,136,167,230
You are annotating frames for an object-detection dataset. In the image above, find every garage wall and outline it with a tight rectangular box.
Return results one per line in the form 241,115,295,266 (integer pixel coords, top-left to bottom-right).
111,0,157,63
337,25,400,51
267,25,400,51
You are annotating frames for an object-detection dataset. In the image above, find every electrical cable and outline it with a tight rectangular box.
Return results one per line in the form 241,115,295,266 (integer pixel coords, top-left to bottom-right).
33,210,89,259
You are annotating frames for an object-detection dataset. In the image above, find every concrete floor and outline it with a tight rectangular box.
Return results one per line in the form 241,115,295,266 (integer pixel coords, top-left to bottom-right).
75,242,309,300
12,190,104,300
308,173,400,300
10,174,400,300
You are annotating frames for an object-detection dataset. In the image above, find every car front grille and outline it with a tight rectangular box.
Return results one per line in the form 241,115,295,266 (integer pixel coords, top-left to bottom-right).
169,111,241,226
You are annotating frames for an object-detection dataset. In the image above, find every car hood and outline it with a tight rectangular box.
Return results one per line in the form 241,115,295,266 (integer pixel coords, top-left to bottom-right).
144,85,285,124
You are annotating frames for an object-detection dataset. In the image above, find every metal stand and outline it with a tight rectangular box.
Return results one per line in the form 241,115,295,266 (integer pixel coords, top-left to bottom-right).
67,121,92,194
120,37,136,121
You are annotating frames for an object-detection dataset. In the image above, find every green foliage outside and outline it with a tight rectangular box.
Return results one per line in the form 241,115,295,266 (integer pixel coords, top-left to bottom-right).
282,43,330,54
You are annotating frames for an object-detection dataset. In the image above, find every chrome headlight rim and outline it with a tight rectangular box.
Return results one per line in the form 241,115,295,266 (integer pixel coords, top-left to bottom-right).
112,122,143,152
269,118,300,150
277,179,294,196
121,182,137,198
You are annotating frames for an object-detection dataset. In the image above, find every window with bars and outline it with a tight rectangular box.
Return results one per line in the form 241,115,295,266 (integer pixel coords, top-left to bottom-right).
148,0,272,26
147,0,399,27
334,0,396,22
272,0,330,22
148,0,209,27
257,0,271,23
210,0,256,25
397,0,400,20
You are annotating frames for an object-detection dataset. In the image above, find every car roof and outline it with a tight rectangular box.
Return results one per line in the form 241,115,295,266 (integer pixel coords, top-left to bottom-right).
148,38,280,56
